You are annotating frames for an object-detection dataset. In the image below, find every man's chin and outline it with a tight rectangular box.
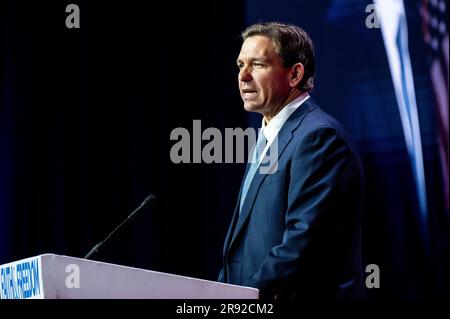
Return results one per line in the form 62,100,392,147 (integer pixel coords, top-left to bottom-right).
243,103,261,113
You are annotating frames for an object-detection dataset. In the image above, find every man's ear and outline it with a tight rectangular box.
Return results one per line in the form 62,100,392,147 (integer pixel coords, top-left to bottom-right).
289,63,304,87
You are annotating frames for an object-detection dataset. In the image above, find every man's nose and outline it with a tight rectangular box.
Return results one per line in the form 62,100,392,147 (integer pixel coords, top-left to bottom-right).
239,66,253,82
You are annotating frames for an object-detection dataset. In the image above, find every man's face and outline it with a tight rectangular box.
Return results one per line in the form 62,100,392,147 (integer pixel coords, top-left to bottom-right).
237,35,292,118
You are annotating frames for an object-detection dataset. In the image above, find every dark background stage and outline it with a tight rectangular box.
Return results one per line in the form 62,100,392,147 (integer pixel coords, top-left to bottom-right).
0,0,448,299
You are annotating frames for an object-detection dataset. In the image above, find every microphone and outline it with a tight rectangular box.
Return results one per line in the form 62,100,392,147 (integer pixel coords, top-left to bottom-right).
84,194,157,260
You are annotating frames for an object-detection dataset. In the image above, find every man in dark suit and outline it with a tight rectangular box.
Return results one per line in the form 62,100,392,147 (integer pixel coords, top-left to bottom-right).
218,22,365,299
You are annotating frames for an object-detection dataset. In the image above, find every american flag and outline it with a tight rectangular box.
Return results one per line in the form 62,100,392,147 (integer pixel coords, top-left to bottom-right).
421,0,449,211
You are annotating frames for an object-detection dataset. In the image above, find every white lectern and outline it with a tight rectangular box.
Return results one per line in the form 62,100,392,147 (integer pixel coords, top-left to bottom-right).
0,254,259,299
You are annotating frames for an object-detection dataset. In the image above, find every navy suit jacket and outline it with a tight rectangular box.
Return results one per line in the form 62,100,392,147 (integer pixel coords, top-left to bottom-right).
218,98,365,299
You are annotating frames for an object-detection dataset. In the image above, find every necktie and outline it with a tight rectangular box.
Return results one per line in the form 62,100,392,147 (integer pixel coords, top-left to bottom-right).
239,132,267,213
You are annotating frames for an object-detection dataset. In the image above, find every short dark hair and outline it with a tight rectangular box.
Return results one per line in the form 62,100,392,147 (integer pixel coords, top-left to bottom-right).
242,22,315,92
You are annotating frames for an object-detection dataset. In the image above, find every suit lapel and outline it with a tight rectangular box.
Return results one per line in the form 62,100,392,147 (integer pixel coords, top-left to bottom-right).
225,99,318,256
222,167,247,256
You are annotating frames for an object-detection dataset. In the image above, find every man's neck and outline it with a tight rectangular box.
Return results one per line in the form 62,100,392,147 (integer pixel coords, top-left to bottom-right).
263,89,304,124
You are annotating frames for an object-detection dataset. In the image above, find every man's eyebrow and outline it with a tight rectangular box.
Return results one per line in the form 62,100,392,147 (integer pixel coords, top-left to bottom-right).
236,57,269,64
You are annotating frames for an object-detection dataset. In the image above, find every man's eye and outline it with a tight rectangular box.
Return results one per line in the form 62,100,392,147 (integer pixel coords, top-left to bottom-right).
237,63,244,69
253,63,264,67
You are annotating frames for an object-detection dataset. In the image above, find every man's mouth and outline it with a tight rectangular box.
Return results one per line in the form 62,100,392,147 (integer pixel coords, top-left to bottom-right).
241,89,258,98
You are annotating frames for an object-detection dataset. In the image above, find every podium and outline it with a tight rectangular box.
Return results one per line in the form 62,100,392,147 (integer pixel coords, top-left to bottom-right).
0,254,259,299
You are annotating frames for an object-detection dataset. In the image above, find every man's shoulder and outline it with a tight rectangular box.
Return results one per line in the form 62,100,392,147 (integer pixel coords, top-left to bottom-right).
290,99,361,160
293,98,347,136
